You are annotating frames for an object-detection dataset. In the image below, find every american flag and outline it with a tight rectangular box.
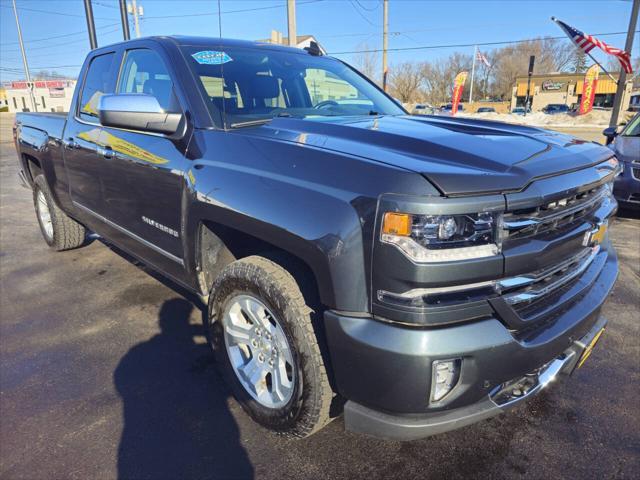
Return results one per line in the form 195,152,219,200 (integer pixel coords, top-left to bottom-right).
476,50,491,68
552,17,632,74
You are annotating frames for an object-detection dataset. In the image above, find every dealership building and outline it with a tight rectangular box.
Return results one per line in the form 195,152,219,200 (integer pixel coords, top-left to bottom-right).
510,72,634,112
4,79,77,113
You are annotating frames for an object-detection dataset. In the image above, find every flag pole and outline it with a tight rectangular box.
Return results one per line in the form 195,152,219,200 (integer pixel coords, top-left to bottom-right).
584,51,618,83
469,45,477,104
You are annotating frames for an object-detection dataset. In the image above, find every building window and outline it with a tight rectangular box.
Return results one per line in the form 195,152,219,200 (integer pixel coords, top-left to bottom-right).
21,97,26,111
41,96,46,109
12,97,17,109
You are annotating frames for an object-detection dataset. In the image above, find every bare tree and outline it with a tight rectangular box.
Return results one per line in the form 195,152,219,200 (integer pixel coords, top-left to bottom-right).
490,38,573,99
570,49,588,73
352,43,380,85
420,52,472,105
389,61,424,103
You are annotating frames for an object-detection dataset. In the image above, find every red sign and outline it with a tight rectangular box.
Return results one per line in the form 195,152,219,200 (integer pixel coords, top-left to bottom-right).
579,65,600,115
451,71,468,116
10,80,68,90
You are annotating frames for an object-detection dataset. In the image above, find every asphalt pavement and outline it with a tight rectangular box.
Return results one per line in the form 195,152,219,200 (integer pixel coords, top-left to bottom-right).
1,113,638,479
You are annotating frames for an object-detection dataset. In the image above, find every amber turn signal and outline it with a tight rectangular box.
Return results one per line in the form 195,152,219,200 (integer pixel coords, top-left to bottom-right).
382,212,412,236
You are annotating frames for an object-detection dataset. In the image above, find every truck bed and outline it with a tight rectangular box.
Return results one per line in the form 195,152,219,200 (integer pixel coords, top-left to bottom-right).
16,112,67,140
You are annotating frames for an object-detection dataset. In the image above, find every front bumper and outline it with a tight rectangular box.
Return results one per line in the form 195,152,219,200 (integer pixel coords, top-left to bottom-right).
325,245,618,440
342,316,606,441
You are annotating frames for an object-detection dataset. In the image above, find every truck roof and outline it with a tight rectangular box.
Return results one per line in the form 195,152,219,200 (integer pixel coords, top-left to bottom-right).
94,35,311,55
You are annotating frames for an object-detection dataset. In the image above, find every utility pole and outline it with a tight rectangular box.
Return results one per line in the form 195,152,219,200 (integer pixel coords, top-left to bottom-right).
382,0,388,91
128,0,142,38
287,0,297,47
609,0,639,127
11,0,37,112
83,0,98,49
119,0,130,40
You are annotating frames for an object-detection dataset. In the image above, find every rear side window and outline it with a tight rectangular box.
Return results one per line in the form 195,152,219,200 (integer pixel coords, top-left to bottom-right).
118,49,179,112
78,52,116,122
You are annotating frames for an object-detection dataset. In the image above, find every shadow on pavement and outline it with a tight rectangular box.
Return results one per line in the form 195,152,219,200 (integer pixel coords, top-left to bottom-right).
114,298,254,480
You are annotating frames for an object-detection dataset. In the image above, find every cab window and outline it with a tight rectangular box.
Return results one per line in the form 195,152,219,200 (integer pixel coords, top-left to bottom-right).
78,52,116,122
118,49,179,112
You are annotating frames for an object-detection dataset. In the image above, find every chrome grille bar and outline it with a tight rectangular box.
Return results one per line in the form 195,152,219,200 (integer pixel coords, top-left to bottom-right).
501,246,600,306
503,185,610,236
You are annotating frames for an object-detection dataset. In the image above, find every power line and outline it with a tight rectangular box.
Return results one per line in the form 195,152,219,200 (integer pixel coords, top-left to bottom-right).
348,0,380,27
0,4,115,20
354,0,380,12
329,31,639,55
141,0,324,19
2,22,120,46
2,27,122,53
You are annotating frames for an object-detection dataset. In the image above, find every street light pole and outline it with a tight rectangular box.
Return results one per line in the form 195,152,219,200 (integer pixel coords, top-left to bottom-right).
287,0,297,47
119,0,130,40
382,0,388,91
83,0,98,50
609,0,639,127
11,0,37,112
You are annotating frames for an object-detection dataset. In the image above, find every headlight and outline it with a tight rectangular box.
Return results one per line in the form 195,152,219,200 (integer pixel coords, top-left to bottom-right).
381,211,500,262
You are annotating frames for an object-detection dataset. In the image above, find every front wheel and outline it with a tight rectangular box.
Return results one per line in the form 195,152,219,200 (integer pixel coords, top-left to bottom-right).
208,256,333,438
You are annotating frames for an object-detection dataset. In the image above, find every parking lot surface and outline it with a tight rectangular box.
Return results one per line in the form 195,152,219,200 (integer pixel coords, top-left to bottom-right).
1,114,638,479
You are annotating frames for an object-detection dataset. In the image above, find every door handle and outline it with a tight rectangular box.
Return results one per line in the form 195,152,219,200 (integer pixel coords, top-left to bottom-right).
63,137,79,149
97,146,115,159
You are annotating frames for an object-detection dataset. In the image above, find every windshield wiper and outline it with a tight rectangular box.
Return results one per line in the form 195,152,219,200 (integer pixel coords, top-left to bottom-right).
230,112,299,128
229,118,274,129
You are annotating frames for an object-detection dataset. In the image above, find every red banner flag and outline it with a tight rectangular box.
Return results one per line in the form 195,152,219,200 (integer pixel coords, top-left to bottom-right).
451,71,468,116
579,64,599,115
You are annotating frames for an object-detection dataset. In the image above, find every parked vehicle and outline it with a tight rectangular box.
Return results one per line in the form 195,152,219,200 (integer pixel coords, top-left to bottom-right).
604,113,640,210
476,107,496,113
14,37,620,441
511,106,530,115
440,103,464,112
542,104,570,114
412,103,436,115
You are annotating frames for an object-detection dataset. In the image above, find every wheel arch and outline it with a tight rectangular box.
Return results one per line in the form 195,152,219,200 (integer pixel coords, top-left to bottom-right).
196,220,325,312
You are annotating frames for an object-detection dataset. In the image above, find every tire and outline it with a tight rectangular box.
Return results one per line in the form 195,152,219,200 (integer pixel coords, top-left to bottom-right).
208,256,333,438
33,175,86,251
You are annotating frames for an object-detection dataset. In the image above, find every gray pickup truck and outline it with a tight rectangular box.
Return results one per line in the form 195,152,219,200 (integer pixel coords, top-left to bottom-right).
14,36,619,440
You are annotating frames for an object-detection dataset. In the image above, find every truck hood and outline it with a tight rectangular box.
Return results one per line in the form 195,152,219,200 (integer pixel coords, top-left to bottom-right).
245,115,614,195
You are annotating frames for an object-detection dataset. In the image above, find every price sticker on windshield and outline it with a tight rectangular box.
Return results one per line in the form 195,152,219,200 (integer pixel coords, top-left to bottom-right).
191,51,233,65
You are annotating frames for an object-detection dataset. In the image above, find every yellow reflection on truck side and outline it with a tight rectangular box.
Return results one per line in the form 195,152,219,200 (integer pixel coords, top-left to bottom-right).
77,128,169,165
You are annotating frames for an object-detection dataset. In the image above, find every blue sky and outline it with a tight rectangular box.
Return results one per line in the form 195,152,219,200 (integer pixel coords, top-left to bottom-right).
1,0,638,81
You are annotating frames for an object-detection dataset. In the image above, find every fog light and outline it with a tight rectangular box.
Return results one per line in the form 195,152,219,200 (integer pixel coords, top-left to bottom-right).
431,359,461,402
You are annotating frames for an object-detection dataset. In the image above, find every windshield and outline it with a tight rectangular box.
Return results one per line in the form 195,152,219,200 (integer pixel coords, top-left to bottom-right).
181,45,404,128
621,114,640,137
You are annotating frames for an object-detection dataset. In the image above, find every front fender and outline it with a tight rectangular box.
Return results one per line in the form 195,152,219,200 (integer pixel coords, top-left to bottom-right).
182,129,432,311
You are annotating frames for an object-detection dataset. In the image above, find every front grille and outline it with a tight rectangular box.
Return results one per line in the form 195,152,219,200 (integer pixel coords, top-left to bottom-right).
502,185,608,240
500,246,598,308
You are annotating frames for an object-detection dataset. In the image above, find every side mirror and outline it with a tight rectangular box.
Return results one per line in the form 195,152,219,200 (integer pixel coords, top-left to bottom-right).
602,126,618,145
98,94,183,135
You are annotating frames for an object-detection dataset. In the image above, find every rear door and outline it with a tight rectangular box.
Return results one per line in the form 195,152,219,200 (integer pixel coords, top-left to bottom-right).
98,47,190,265
63,51,118,214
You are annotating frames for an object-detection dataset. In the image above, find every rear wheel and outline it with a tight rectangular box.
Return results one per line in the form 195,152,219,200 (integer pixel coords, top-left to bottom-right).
33,175,86,251
208,256,333,438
